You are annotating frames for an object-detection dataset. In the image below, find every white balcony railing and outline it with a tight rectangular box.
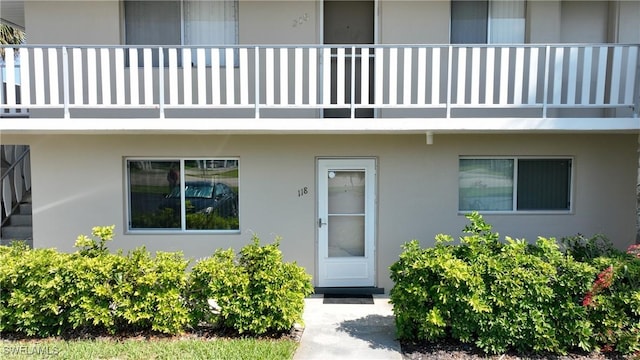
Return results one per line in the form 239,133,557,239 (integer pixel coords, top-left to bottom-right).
1,44,638,119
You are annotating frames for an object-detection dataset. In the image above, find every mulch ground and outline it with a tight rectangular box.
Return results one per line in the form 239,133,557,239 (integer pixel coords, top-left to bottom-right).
401,339,639,360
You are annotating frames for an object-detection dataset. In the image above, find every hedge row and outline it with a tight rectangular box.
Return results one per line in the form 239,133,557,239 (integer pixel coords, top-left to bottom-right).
0,226,313,337
390,213,640,356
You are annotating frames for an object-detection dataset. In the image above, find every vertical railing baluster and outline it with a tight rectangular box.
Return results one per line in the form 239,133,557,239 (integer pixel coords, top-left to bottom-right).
528,47,539,105
610,46,623,105
197,48,206,105
295,47,303,106
183,48,192,105
143,48,153,105
374,47,384,106
337,47,345,106
471,47,481,105
389,47,398,105
542,46,551,118
580,47,592,105
48,48,60,105
129,48,140,105
168,48,178,105
595,46,607,106
240,48,249,105
100,48,111,105
403,47,412,105
499,47,510,105
485,47,495,105
456,47,466,105
432,47,440,105
255,46,260,118
226,48,235,105
265,48,274,105
350,46,356,118
20,48,31,107
115,48,125,106
211,48,220,106
62,47,70,117
159,47,165,118
5,48,16,107
361,47,369,106
279,48,288,105
417,47,426,105
72,48,83,105
514,47,524,105
87,48,97,105
566,47,578,105
323,47,331,106
309,47,317,106
625,46,638,107
446,46,452,118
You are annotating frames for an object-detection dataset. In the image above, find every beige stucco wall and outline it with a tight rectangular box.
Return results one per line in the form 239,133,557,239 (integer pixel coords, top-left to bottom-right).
25,0,121,45
379,1,450,44
239,1,318,44
1,133,636,292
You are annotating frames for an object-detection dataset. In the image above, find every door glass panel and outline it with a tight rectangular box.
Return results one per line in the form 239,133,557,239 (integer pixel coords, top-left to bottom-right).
328,216,364,257
328,171,365,214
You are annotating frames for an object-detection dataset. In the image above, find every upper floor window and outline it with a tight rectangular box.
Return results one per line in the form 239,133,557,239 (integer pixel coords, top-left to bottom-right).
451,0,525,44
124,0,238,47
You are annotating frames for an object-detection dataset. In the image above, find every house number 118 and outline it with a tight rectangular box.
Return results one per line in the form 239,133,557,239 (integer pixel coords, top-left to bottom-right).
298,187,308,197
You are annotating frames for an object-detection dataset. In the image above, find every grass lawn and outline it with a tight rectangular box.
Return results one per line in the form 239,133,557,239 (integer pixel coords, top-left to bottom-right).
1,337,298,360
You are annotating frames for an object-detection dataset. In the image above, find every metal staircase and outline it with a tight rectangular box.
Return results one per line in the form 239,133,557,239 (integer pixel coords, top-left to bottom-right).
1,145,32,247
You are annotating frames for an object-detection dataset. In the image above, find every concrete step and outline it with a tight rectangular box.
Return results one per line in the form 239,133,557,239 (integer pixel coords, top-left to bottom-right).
18,202,32,215
8,214,32,226
1,225,32,242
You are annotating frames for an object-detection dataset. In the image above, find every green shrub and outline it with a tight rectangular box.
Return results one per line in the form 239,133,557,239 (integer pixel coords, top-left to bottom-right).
389,213,639,355
188,234,313,335
0,245,76,336
0,226,190,336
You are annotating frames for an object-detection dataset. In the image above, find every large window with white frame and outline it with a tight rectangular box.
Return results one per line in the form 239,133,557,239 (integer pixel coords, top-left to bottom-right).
451,0,526,44
127,158,239,232
459,157,572,212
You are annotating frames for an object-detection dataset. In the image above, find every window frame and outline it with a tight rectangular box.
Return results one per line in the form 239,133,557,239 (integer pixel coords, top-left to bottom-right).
123,0,239,67
125,157,240,234
450,0,526,44
458,156,574,215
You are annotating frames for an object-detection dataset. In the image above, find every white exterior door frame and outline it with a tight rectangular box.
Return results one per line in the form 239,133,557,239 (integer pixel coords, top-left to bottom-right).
317,158,376,287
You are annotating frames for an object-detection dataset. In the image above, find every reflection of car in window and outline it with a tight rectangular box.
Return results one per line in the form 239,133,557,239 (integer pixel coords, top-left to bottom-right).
161,181,238,217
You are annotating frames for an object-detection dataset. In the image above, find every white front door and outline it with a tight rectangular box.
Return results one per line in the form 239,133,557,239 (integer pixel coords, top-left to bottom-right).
317,158,376,287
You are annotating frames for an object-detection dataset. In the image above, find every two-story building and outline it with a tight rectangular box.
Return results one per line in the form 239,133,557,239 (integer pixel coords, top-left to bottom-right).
1,0,639,292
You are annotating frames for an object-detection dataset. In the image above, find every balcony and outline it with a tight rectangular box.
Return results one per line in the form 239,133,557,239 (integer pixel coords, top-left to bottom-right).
1,44,638,133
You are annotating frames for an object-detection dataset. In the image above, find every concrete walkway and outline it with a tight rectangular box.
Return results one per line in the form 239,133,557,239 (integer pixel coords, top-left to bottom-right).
293,295,403,360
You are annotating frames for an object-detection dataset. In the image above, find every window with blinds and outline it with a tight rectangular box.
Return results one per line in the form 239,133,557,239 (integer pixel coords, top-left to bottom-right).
124,0,238,65
459,157,572,212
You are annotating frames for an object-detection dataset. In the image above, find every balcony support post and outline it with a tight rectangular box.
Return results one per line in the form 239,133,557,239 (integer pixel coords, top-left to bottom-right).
158,47,165,119
62,47,70,119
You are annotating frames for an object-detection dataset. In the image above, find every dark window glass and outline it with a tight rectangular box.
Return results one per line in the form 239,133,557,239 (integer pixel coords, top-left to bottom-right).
517,159,571,210
451,0,488,44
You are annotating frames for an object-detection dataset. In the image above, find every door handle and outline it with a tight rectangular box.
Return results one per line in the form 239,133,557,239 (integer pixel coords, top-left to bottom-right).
318,218,327,228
